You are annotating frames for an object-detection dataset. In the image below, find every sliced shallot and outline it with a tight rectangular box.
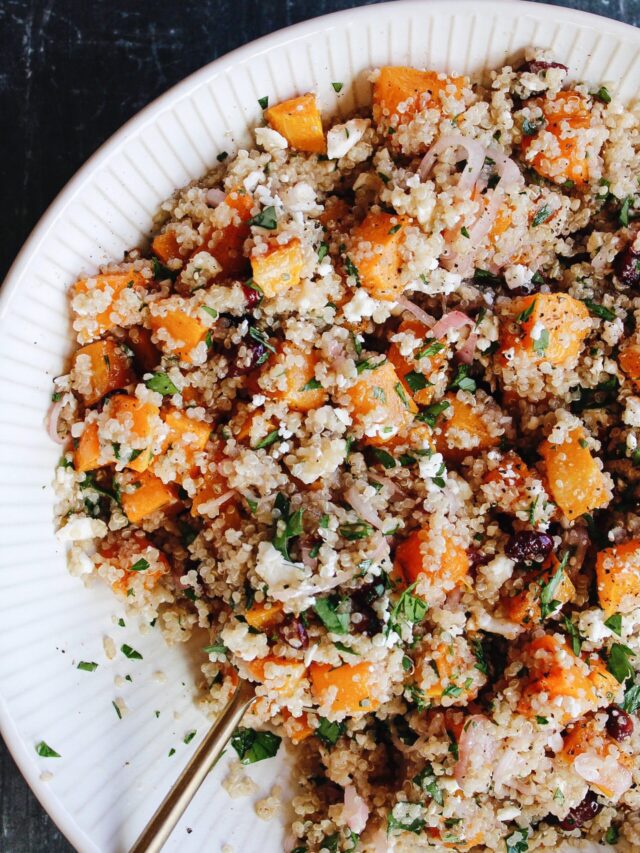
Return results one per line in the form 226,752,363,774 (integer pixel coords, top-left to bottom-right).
395,295,435,328
418,133,487,192
343,785,369,835
345,485,385,530
46,400,67,446
456,330,478,364
430,310,473,339
205,187,227,207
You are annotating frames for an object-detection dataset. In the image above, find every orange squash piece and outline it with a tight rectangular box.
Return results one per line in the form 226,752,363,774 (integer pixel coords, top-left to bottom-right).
164,408,210,452
264,93,325,154
72,339,135,406
264,343,326,412
147,300,208,362
202,190,254,278
72,270,145,344
282,709,314,744
520,91,592,187
127,326,161,374
346,360,417,445
309,661,379,715
500,293,590,366
120,471,178,525
190,464,233,518
518,635,596,720
596,539,640,616
246,655,307,698
422,641,479,701
618,343,640,392
372,67,465,133
108,394,161,473
503,554,576,626
539,427,611,521
434,392,501,462
245,601,284,631
151,230,182,265
588,659,620,705
74,422,101,473
560,715,632,799
387,318,446,407
350,212,411,301
250,238,304,299
100,532,170,595
395,528,469,591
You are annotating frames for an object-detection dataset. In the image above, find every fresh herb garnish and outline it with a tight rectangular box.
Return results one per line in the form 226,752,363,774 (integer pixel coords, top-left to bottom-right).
272,493,304,560
203,642,228,656
415,400,450,428
249,205,277,229
417,340,445,359
472,636,488,675
248,326,275,363
316,717,345,746
300,378,322,392
231,727,281,764
387,581,428,635
619,196,632,227
146,372,179,396
317,242,329,262
604,613,622,635
387,811,426,835
121,644,143,660
35,741,61,758
539,552,568,619
505,828,529,853
112,701,122,719
77,661,98,672
448,364,476,393
474,268,502,285
254,429,280,449
183,730,197,745
314,596,349,634
563,615,582,655
332,82,344,93
370,448,396,469
339,521,373,540
413,764,444,805
151,256,178,282
582,299,615,322
595,86,612,104
532,327,549,356
532,205,552,227
129,558,150,572
608,642,636,683
516,300,536,323
404,371,429,394
258,95,269,109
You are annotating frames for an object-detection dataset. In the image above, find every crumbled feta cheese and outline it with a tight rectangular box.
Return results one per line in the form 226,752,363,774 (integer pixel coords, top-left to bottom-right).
326,118,369,160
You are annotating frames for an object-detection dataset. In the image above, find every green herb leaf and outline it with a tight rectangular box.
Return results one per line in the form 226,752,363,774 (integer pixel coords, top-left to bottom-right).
607,642,635,683
415,400,450,428
474,268,502,285
77,661,98,672
582,299,615,322
35,741,61,758
417,340,445,359
121,644,143,660
532,205,552,227
461,226,470,238
203,642,228,656
300,378,322,392
129,558,150,573
595,86,612,104
619,196,632,227
319,514,330,529
258,95,269,109
332,82,344,93
146,372,179,396
313,596,349,634
231,727,281,764
387,581,428,635
183,730,197,745
532,328,549,355
200,305,218,320
535,716,548,725
506,827,529,853
387,811,426,835
249,205,277,229
370,448,396,469
334,641,359,656
448,364,476,393
254,429,280,449
604,826,619,845
339,521,373,541
272,497,304,561
515,299,536,324
622,682,640,713
168,747,176,756
413,764,444,805
316,717,345,746
112,701,122,719
472,636,488,675
355,356,385,374
539,552,568,619
151,256,178,282
522,117,544,136
344,255,360,284
394,381,411,409
563,615,582,656
604,613,622,636
317,242,329,262
404,371,429,394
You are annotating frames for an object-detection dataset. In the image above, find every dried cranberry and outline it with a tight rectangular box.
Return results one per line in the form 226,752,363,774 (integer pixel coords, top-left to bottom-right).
351,604,382,636
505,530,553,563
558,790,603,831
606,706,634,741
613,244,640,287
519,60,568,75
277,616,308,650
242,283,262,310
227,341,266,376
467,548,491,571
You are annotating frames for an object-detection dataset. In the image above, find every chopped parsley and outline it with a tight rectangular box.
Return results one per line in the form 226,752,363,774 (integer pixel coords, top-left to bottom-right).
404,371,429,393
605,826,619,844
254,429,280,449
604,613,622,635
121,644,143,660
183,730,197,745
339,520,373,540
562,614,582,656
582,299,615,322
607,642,635,683
506,828,529,853
272,493,304,560
145,372,179,396
371,447,396,469
619,196,633,227
448,364,476,393
532,205,552,227
417,339,445,359
202,642,228,656
415,400,450,428
300,377,322,392
35,741,61,758
332,82,344,93
522,117,544,136
387,581,428,635
249,205,277,229
539,552,568,619
313,596,349,634
474,268,502,285
532,327,549,355
248,326,276,363
258,95,269,109
595,86,612,104
461,226,470,238
129,558,150,573
387,811,426,835
472,636,488,675
77,661,98,672
231,727,281,764
200,305,218,320
316,717,345,746
413,764,444,805
317,241,329,262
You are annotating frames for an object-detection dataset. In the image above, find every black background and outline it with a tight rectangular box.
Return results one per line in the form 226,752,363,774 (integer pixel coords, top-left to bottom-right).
1,0,639,849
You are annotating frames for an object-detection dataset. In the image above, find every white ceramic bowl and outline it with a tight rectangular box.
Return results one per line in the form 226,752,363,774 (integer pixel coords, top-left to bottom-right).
1,2,639,850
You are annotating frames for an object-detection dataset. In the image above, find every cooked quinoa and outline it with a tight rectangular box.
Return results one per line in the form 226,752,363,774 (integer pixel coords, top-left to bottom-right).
51,47,640,852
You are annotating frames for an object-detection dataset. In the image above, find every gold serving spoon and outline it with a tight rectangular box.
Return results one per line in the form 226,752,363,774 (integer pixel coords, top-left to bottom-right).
130,679,256,853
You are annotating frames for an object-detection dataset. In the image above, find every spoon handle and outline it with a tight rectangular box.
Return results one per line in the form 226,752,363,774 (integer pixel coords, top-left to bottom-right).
129,679,256,853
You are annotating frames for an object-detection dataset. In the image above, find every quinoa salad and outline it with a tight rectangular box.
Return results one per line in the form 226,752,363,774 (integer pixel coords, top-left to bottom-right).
50,49,640,851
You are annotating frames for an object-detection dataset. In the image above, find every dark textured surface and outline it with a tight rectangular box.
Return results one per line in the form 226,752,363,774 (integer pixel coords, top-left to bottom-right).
0,0,638,850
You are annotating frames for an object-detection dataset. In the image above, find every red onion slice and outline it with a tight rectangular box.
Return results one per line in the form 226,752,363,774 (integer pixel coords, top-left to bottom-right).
395,295,434,328
345,486,385,530
454,715,498,791
430,310,473,339
418,133,487,192
46,401,67,446
456,331,478,364
343,785,369,835
205,188,227,207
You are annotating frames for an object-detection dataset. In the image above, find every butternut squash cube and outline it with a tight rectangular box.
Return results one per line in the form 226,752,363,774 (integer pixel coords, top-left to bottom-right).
618,343,640,392
147,299,208,362
74,422,101,473
387,318,446,406
72,270,145,343
309,661,379,715
251,238,304,299
346,359,417,445
434,392,501,462
395,528,469,591
539,427,611,521
265,93,325,153
350,212,411,301
120,471,178,524
72,339,134,406
596,539,640,616
500,293,590,366
265,342,327,412
372,67,465,133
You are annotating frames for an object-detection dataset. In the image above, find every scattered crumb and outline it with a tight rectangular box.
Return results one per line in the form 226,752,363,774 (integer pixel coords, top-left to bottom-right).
222,760,258,799
103,635,116,660
114,675,125,688
221,845,233,853
153,670,167,683
113,697,128,718
40,771,54,782
255,785,282,821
